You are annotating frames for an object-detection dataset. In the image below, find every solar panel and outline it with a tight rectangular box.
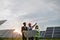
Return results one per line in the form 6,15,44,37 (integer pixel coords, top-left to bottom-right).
55,27,60,31
48,27,53,29
45,27,60,38
45,34,52,38
45,27,53,38
45,31,52,34
53,34,60,38
0,29,14,37
54,32,60,34
0,20,6,25
53,27,60,38
40,31,45,38
0,29,21,38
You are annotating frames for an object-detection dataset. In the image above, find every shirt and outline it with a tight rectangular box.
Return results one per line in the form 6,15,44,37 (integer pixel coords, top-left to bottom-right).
28,27,32,30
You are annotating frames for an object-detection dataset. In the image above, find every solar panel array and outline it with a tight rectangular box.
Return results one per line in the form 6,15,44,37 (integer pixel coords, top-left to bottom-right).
0,29,21,38
0,20,6,25
45,27,60,38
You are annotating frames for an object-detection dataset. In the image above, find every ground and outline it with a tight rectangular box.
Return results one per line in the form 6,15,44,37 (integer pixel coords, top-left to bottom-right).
0,37,60,40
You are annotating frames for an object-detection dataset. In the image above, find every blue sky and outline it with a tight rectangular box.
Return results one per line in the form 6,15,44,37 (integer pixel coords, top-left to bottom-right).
0,0,60,31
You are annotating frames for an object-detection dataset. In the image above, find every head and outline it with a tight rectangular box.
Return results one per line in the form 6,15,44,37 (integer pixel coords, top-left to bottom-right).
35,25,38,29
28,23,31,27
23,22,26,26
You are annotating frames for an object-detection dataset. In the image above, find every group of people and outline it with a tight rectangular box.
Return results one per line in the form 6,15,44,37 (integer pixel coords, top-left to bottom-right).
21,22,40,40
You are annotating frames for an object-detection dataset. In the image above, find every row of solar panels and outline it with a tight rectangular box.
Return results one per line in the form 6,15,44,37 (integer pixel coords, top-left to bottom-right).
45,27,60,38
0,29,21,38
0,20,60,38
0,27,60,38
0,20,21,38
0,29,44,38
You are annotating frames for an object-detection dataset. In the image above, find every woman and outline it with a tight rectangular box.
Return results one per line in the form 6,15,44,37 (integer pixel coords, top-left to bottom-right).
35,25,40,40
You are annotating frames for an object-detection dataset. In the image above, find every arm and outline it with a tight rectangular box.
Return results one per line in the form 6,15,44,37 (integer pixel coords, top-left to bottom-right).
32,23,37,28
21,27,23,33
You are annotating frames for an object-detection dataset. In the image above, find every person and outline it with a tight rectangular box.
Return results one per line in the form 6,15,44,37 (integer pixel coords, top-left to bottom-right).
28,23,37,40
35,25,40,40
21,22,28,40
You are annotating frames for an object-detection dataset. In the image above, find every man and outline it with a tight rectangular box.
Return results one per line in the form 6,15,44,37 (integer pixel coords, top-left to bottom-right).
21,22,28,40
28,23,37,40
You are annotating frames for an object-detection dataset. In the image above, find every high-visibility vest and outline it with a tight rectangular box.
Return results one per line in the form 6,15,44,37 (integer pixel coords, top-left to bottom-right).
35,29,40,37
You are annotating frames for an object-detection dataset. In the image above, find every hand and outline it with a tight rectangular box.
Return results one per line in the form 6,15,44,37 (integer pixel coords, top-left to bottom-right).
32,23,37,28
23,30,26,33
35,23,37,25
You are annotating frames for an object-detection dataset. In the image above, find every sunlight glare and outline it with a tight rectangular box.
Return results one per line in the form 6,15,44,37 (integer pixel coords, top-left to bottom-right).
14,29,21,34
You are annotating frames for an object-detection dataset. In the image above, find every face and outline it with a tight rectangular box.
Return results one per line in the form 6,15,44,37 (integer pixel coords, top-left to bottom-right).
28,23,31,27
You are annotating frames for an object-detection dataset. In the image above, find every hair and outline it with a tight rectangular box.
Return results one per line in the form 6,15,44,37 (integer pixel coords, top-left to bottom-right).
35,25,38,29
23,22,26,25
28,23,31,25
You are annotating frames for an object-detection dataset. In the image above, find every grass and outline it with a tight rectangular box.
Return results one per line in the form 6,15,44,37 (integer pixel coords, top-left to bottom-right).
0,37,60,40
0,37,22,40
40,38,60,40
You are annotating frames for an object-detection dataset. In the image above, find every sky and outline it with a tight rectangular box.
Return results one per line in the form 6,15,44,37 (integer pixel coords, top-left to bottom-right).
0,0,60,31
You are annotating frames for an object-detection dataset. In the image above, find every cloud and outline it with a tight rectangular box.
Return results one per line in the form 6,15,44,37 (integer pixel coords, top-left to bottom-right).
0,0,60,31
18,0,60,30
0,0,60,19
